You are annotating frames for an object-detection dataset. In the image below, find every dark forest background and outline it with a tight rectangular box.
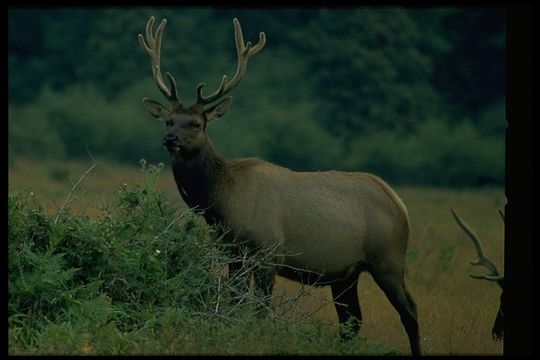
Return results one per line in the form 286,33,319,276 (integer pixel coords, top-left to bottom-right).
8,7,506,187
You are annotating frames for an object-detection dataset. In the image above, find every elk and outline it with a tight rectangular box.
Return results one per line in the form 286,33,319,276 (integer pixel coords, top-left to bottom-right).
138,17,421,355
451,208,504,340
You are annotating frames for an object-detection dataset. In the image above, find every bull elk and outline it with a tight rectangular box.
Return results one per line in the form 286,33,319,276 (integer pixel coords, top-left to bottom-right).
138,17,420,355
451,208,504,340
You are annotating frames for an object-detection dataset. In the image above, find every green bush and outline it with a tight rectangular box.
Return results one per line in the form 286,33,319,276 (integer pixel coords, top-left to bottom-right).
345,118,504,187
9,103,66,160
8,83,168,164
9,161,224,352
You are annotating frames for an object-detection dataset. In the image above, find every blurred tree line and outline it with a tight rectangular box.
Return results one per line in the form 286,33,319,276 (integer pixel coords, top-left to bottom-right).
8,7,505,187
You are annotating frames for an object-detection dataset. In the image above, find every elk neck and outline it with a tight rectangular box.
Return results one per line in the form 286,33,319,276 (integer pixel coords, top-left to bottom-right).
170,136,230,225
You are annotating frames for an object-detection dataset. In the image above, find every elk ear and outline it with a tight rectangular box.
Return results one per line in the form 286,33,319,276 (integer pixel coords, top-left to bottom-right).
204,97,233,123
143,98,169,119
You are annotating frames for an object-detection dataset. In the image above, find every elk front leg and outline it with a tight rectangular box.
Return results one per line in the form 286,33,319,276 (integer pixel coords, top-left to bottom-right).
331,275,362,341
253,263,276,316
228,252,250,293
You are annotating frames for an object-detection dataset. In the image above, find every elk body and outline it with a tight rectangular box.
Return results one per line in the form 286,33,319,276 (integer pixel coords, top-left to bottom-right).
451,208,504,340
139,17,420,355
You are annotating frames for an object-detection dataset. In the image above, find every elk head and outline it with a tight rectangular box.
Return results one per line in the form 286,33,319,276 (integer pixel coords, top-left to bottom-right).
138,17,265,160
451,208,504,341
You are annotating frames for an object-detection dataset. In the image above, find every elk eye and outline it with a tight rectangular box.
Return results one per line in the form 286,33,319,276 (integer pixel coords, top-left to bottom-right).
186,122,200,129
165,120,173,127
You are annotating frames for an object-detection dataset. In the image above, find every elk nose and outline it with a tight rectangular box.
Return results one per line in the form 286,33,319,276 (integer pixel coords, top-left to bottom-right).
162,134,178,146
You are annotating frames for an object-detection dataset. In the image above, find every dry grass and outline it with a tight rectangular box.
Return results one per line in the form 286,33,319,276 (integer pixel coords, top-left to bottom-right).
8,157,180,217
271,186,505,355
8,157,505,355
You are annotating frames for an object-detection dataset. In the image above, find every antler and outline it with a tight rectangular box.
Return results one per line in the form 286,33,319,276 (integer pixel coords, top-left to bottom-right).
497,207,505,222
196,18,266,105
138,16,180,104
451,208,504,282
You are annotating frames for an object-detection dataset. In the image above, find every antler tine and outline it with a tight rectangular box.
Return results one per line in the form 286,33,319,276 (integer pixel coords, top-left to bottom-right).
451,208,503,282
138,17,180,104
145,16,156,52
248,31,266,56
497,208,505,222
197,18,266,105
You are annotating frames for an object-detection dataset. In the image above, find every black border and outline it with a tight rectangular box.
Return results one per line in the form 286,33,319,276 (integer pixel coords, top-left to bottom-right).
505,5,534,356
5,4,535,356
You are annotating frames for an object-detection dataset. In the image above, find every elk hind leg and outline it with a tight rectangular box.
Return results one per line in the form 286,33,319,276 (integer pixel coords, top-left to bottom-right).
371,269,420,355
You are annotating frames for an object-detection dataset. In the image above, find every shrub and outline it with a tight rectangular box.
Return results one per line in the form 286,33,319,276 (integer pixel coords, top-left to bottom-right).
8,83,168,164
8,161,228,352
344,118,504,187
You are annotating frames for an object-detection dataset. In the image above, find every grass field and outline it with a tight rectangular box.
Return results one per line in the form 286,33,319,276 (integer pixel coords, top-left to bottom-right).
8,157,505,355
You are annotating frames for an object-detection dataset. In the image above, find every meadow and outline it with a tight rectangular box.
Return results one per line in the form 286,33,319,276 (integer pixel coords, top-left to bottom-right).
8,157,505,355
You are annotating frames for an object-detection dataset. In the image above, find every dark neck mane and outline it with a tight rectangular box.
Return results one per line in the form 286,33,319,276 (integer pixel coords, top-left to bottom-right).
170,138,229,225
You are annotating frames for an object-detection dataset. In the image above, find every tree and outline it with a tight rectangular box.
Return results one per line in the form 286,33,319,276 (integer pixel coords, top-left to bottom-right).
429,8,506,119
293,8,442,146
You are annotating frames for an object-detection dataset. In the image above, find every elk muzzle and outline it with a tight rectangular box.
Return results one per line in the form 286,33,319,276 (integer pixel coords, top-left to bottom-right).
162,133,179,148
